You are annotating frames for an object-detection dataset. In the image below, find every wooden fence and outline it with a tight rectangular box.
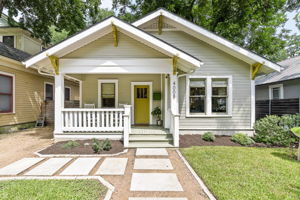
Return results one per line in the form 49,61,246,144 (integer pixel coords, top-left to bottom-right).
256,98,300,119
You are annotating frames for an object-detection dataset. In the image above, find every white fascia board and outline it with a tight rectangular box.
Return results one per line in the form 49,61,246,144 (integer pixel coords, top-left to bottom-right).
24,16,202,69
133,9,281,72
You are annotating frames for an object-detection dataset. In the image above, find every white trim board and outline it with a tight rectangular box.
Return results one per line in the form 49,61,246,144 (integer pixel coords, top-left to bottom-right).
0,70,15,113
268,84,284,100
133,8,281,73
98,79,119,108
130,82,153,125
24,17,202,71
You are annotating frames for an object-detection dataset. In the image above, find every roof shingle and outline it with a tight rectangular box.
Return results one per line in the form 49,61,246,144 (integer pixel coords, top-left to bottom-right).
0,42,31,62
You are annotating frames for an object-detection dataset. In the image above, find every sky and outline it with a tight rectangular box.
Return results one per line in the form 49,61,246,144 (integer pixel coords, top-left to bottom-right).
101,0,299,35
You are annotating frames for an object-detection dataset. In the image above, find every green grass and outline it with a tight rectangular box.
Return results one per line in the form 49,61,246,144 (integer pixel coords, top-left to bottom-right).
181,146,300,200
0,179,107,200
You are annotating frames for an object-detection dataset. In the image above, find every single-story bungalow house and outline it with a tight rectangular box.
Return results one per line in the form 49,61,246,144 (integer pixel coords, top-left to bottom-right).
23,8,281,147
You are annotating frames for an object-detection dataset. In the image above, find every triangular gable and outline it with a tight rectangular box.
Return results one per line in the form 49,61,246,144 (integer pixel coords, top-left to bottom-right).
133,8,281,74
24,16,202,70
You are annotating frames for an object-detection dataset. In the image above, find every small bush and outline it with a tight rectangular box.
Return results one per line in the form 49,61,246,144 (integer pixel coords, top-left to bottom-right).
92,138,112,153
92,138,102,153
102,139,112,151
202,132,216,142
231,133,255,146
62,141,80,149
254,115,298,146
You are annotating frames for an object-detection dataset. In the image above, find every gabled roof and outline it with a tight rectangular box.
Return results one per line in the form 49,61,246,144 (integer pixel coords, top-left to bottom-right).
256,56,300,85
0,42,31,62
133,8,281,74
24,16,202,70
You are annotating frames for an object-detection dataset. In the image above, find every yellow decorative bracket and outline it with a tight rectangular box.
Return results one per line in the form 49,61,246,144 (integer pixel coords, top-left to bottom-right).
47,54,59,75
251,62,263,80
158,15,163,35
112,24,118,47
173,56,178,75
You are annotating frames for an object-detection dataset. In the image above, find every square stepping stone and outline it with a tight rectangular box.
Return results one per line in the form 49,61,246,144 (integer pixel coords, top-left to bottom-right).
60,158,100,175
134,159,173,170
0,158,44,175
129,198,187,200
25,158,72,176
96,158,128,175
136,148,168,156
130,173,183,191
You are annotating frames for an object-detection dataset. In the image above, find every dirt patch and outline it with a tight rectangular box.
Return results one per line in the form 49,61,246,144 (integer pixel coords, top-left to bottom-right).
0,127,53,168
39,139,124,155
180,135,242,148
180,135,270,148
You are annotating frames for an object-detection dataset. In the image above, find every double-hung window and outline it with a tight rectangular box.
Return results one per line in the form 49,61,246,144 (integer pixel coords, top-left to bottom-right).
45,83,54,100
2,36,15,48
189,78,206,113
0,72,14,113
98,80,118,108
186,76,232,117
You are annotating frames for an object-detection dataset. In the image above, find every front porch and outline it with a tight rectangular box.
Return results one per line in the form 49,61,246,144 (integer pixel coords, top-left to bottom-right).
53,61,181,147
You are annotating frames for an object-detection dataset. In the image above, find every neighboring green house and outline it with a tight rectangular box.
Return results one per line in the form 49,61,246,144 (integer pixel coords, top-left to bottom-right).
24,9,280,147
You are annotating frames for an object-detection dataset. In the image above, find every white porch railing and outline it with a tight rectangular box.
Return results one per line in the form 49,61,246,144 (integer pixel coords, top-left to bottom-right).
62,107,130,133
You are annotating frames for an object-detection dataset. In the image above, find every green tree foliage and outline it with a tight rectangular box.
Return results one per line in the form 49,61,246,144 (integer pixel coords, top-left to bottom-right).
0,0,109,44
113,0,300,61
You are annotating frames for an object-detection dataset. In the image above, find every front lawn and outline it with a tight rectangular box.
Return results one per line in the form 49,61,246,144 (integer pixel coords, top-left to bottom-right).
0,179,107,200
181,146,300,200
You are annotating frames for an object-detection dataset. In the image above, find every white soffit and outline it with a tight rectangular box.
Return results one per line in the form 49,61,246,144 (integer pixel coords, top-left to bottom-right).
23,16,202,70
133,9,281,72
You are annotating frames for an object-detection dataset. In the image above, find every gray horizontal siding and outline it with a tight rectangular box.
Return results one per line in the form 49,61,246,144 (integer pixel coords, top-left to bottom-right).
151,31,252,130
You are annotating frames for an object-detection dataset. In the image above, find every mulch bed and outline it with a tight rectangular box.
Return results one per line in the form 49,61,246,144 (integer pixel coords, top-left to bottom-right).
39,139,124,155
180,135,268,148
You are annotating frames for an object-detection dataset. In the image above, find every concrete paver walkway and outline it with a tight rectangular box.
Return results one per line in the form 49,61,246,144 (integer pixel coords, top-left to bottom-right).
60,158,100,175
25,158,72,176
0,158,44,175
0,148,208,200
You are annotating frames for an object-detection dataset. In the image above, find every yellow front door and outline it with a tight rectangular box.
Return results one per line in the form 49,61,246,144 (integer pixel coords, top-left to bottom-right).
134,85,150,125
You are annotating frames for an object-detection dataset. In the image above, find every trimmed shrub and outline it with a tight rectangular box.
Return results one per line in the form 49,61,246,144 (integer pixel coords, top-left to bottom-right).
102,138,112,151
62,140,80,149
92,138,112,153
232,133,255,146
202,132,216,142
254,115,299,146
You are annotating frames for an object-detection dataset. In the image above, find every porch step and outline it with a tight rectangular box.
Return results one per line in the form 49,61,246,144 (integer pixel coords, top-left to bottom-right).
128,141,174,148
131,127,170,135
129,134,173,142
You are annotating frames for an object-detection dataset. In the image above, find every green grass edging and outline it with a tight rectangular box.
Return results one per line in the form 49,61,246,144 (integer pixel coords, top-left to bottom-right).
0,179,107,200
181,146,300,200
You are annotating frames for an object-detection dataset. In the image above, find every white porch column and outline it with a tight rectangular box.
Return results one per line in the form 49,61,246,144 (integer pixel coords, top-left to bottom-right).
54,73,65,134
123,105,131,147
164,74,170,129
170,74,180,147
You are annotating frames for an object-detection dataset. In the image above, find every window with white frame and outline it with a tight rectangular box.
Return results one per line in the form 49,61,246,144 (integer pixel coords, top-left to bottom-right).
269,84,283,100
2,36,15,48
98,80,118,108
186,76,232,117
189,78,206,113
64,87,71,101
0,72,14,113
44,83,54,101
212,78,228,113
